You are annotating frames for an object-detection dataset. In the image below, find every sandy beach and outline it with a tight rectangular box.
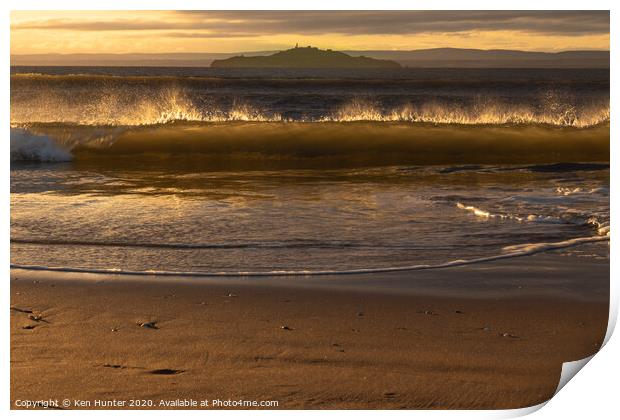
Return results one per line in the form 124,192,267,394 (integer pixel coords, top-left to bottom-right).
10,248,608,410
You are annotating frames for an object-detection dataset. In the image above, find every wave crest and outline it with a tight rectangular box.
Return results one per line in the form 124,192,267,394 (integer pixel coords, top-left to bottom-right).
11,85,282,126
10,129,73,162
10,121,610,166
10,81,609,127
324,98,609,128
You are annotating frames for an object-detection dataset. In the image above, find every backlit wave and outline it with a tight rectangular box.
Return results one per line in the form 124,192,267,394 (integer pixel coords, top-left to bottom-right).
10,120,610,166
10,85,609,128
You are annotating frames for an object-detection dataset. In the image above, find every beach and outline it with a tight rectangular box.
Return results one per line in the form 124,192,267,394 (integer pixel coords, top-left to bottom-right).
10,248,608,410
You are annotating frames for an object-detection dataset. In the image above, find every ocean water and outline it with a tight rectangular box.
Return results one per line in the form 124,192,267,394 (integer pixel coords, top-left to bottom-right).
10,67,610,275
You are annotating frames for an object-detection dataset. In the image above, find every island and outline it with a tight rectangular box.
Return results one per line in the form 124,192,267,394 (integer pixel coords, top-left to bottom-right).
210,45,402,69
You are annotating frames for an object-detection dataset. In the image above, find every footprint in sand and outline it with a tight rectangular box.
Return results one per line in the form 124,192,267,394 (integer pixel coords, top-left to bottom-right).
103,364,126,369
10,307,33,314
148,369,184,375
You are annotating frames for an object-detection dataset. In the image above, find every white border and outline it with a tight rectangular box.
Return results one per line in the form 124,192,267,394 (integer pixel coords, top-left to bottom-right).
2,2,616,419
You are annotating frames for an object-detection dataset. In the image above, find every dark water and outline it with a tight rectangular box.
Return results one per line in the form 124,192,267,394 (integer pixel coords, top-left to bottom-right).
10,66,611,81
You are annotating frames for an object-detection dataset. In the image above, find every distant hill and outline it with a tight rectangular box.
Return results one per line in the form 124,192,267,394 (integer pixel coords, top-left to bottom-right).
11,48,609,68
343,48,610,68
210,46,401,68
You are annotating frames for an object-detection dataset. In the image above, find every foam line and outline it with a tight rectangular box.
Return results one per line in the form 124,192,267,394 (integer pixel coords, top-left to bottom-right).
10,129,73,162
10,238,377,250
10,235,609,278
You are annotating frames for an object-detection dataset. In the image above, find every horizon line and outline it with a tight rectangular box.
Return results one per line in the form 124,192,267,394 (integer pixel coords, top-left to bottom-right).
10,47,612,56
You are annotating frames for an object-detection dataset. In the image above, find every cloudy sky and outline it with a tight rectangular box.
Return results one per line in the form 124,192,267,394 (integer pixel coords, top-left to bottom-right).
11,10,610,54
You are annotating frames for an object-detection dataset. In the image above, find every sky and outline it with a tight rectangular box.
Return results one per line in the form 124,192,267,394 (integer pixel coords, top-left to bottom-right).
10,10,610,54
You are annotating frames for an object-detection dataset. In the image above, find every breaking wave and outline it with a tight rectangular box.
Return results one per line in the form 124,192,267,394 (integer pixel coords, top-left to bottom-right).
322,98,608,128
10,92,609,128
11,88,283,126
10,73,609,127
10,121,609,166
10,73,610,164
10,129,73,162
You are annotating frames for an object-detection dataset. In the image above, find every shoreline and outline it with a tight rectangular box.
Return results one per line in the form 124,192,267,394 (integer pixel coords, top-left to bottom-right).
9,234,610,278
10,249,609,409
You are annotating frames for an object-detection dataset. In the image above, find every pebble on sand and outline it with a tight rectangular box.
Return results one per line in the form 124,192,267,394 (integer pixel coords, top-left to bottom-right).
419,310,437,315
28,313,45,322
499,332,519,339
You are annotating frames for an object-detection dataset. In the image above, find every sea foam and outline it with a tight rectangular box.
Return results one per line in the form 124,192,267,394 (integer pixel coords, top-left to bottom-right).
10,129,73,162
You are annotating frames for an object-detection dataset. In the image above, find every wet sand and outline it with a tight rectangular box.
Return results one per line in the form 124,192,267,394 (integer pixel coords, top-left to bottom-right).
10,250,609,409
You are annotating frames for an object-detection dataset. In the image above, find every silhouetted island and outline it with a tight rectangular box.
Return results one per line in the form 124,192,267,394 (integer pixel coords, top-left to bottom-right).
210,46,402,69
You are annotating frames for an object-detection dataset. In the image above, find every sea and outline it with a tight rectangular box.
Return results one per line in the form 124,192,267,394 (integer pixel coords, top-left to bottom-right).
10,67,610,276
